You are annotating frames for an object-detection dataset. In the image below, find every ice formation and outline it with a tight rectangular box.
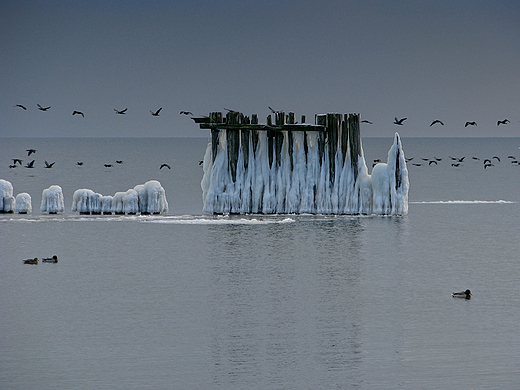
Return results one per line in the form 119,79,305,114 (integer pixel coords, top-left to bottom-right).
134,180,169,214
40,185,65,214
0,179,15,213
70,180,168,215
72,189,103,214
15,193,32,214
201,131,408,215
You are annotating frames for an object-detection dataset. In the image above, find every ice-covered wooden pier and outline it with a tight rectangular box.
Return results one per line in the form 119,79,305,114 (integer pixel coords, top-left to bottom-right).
194,111,409,215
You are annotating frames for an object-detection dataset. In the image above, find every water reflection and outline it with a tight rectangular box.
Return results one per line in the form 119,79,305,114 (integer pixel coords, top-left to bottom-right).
205,216,366,388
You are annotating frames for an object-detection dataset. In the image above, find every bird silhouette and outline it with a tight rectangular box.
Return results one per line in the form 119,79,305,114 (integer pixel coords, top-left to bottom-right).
12,158,23,165
115,160,123,164
497,119,510,126
451,163,461,167
493,156,501,162
160,164,171,170
465,121,477,127
104,164,113,168
361,120,373,124
25,160,35,168
44,161,55,168
430,120,444,126
72,111,84,117
150,108,162,116
198,160,203,165
26,149,36,156
114,108,127,115
14,104,27,110
37,104,51,111
484,163,494,169
76,162,83,166
9,165,16,169
394,117,407,125
180,111,193,116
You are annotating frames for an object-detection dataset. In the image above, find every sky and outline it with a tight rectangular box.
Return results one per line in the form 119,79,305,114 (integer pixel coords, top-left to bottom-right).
2,0,520,138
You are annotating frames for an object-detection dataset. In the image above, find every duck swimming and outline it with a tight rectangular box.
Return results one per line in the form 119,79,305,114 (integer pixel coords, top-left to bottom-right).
42,255,58,263
23,258,38,265
452,289,472,299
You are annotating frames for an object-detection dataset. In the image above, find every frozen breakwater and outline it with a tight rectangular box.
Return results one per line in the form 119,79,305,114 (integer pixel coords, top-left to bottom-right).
0,179,168,215
196,111,409,215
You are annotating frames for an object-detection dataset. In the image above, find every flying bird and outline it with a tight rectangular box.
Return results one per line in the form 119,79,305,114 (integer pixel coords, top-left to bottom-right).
115,160,123,164
26,149,36,156
451,163,461,167
361,120,373,124
9,165,16,169
430,120,444,126
160,164,171,170
12,159,23,165
497,119,510,126
72,111,84,117
25,160,35,168
180,111,194,116
394,117,407,125
114,108,127,115
44,161,55,168
76,162,83,166
14,104,27,110
465,121,477,127
199,160,203,165
104,164,113,168
150,108,162,116
37,104,51,111
484,163,494,169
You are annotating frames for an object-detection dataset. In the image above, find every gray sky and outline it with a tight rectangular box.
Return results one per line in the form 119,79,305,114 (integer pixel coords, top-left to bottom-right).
2,0,520,138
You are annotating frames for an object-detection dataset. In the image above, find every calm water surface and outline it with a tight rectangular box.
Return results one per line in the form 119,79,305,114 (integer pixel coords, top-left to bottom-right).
1,137,520,389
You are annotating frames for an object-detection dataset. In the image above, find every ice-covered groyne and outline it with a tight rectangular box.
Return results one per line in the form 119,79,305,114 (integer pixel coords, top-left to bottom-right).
71,180,168,215
41,185,65,214
196,111,408,215
0,179,15,213
1,179,33,214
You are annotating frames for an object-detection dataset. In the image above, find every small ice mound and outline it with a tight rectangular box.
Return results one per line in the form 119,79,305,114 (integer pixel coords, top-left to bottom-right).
101,195,113,214
0,179,14,213
112,192,126,214
134,180,168,214
15,193,32,214
122,189,139,214
72,189,103,214
40,185,65,214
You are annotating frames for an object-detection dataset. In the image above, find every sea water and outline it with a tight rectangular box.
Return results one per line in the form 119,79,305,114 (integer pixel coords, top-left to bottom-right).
1,137,520,389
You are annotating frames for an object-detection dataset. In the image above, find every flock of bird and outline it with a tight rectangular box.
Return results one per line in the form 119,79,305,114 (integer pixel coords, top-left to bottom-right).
7,148,171,171
13,104,194,118
359,117,513,128
13,104,514,128
386,154,520,169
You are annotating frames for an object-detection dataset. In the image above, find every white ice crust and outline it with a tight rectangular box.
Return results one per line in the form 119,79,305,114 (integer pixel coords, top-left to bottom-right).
40,185,65,213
